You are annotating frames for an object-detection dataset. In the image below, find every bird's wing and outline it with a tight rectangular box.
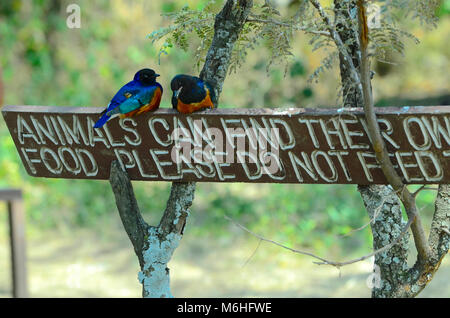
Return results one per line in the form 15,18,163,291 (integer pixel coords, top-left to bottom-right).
171,92,178,109
204,81,216,105
104,81,140,115
118,85,158,114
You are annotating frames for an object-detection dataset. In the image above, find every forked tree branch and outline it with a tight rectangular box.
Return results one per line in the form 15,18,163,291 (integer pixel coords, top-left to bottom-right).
166,0,255,240
401,184,450,297
109,160,148,268
158,182,196,237
308,0,431,263
356,0,431,261
109,0,254,298
223,0,423,274
309,0,448,297
158,0,254,267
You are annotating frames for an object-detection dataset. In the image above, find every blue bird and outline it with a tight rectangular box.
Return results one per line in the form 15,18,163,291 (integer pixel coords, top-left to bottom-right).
93,68,163,128
171,74,216,114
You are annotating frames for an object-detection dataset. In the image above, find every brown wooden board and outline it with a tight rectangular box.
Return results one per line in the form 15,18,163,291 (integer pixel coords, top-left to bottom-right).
0,189,23,201
2,105,450,184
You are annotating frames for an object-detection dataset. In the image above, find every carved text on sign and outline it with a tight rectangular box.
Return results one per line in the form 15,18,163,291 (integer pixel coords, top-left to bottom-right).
2,106,450,184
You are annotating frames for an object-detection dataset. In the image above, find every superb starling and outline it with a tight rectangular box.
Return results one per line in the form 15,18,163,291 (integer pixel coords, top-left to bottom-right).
94,68,163,128
170,74,216,114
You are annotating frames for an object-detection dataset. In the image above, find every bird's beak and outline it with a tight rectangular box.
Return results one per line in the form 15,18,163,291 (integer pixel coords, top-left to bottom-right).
174,86,183,98
155,74,160,77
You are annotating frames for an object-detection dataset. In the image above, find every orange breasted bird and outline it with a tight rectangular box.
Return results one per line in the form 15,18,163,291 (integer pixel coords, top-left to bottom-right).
170,74,216,114
93,68,163,128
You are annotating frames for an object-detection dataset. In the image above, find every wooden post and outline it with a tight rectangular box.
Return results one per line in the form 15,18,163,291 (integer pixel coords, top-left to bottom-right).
0,189,28,298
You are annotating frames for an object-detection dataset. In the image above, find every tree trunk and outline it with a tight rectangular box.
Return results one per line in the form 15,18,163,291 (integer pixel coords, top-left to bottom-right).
334,0,364,108
109,0,254,298
334,0,408,298
358,185,409,297
334,0,449,297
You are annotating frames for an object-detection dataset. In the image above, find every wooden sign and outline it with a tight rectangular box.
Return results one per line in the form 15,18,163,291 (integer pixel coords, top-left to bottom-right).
2,105,450,184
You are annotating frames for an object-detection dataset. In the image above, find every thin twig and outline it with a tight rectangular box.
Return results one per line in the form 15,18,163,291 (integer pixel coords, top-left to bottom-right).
225,215,333,265
242,239,262,267
225,214,415,268
413,185,438,198
339,197,387,237
413,185,427,198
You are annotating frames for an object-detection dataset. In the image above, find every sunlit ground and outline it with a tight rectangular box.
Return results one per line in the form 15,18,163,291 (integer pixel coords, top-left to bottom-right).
0,215,448,298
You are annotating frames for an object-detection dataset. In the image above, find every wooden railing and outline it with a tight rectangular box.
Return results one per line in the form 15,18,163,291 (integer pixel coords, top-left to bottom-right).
0,189,28,298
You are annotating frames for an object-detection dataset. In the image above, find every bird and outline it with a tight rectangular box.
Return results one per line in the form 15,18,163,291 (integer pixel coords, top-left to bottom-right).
170,74,216,114
93,68,163,128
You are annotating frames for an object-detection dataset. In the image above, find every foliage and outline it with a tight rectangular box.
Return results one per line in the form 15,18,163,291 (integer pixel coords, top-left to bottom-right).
150,0,439,80
150,1,303,75
149,2,216,70
0,0,447,255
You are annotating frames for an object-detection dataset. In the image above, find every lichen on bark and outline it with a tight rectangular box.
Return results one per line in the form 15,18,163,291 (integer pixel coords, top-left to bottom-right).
358,185,409,298
138,227,182,298
335,0,449,298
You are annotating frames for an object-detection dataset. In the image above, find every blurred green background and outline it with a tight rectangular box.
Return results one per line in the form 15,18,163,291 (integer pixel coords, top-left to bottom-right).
0,0,449,297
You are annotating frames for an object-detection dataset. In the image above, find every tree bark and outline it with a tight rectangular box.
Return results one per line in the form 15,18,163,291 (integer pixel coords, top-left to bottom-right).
394,184,450,297
334,0,449,297
333,0,407,297
109,0,254,298
358,185,409,297
334,0,364,108
109,161,148,268
199,0,254,105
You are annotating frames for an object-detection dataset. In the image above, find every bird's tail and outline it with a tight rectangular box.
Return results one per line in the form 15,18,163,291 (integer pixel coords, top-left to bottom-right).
93,112,111,128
